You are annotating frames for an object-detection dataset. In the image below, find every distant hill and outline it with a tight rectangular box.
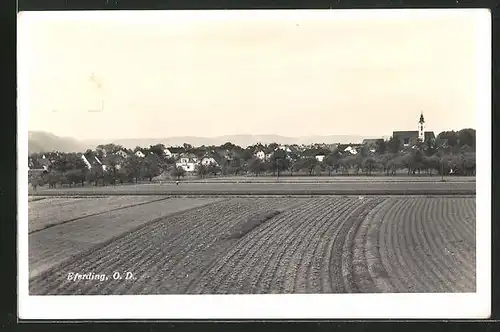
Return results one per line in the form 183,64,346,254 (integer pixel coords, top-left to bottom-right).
28,132,387,153
83,134,384,149
28,131,87,154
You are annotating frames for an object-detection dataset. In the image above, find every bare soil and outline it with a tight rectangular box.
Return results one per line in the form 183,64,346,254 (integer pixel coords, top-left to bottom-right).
28,196,167,233
28,195,476,295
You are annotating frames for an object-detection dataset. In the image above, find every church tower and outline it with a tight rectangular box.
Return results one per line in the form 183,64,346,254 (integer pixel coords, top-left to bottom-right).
418,112,425,142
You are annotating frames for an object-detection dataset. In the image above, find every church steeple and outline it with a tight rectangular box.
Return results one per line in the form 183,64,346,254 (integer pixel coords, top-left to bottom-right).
418,111,425,142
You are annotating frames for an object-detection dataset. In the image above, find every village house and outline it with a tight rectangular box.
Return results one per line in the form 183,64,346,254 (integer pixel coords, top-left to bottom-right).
164,148,173,158
315,154,326,163
38,157,51,172
115,150,128,159
168,146,184,159
135,150,146,158
28,156,51,173
200,157,218,167
337,144,359,155
94,156,107,171
277,145,292,153
362,138,384,153
178,157,190,164
392,112,435,147
254,150,266,160
81,155,92,169
175,157,196,173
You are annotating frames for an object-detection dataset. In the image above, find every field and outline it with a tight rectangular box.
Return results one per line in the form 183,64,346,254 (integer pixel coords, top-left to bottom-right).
28,196,167,233
30,176,475,196
28,193,476,295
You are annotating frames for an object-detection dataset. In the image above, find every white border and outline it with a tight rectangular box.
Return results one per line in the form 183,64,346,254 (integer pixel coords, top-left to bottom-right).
18,9,491,320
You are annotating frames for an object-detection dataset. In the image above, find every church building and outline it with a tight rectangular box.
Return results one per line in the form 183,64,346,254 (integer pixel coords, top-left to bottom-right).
392,112,435,147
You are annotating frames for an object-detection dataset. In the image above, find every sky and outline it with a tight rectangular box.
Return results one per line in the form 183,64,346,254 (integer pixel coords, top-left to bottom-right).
19,9,487,140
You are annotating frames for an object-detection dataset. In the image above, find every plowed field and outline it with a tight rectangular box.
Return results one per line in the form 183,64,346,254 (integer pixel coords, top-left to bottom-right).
28,196,476,295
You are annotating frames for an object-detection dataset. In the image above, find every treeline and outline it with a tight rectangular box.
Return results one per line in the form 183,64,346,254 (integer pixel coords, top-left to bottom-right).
28,129,476,189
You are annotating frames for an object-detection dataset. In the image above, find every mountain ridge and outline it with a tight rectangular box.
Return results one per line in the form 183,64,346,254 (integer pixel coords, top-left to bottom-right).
28,131,388,153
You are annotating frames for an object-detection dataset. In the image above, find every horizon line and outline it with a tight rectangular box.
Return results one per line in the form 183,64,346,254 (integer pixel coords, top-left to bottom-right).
28,130,480,143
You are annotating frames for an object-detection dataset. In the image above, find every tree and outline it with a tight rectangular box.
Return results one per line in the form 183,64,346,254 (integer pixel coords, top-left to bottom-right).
90,166,105,186
358,145,369,159
30,174,44,191
141,154,162,182
302,157,318,176
462,152,476,176
50,153,86,173
457,128,476,150
96,144,124,156
123,155,142,183
240,148,254,162
424,138,438,156
103,154,122,185
375,140,387,154
362,157,377,175
207,164,221,176
325,152,340,176
287,151,301,176
270,149,290,177
314,164,323,176
400,153,414,175
149,144,166,159
386,136,401,154
170,166,186,180
248,157,265,176
65,169,86,187
220,142,235,151
411,149,425,175
227,156,244,175
46,171,63,188
423,155,441,176
375,153,395,175
338,155,355,175
439,154,458,176
195,164,208,179
437,131,458,148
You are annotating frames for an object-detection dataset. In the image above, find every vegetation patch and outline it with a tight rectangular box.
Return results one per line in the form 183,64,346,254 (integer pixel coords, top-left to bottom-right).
226,210,281,239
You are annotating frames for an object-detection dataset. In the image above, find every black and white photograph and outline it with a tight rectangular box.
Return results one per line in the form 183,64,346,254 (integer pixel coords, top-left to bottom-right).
18,9,490,319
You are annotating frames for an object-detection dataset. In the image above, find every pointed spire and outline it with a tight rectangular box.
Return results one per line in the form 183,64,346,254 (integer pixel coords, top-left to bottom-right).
419,111,425,124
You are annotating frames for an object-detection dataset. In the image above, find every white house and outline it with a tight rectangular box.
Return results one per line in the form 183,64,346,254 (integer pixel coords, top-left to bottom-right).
164,149,173,158
135,150,146,158
94,156,107,171
315,155,326,162
344,146,358,155
81,155,92,169
115,150,128,159
255,150,266,160
176,158,196,173
200,157,218,167
278,145,292,153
